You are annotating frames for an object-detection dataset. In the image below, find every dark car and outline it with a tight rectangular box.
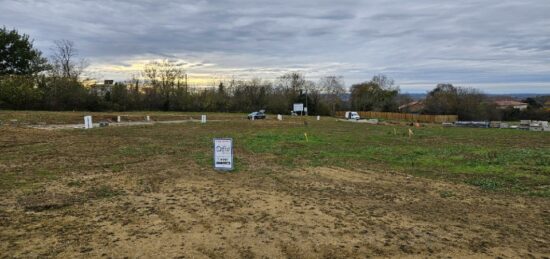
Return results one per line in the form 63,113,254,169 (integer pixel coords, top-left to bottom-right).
248,111,266,120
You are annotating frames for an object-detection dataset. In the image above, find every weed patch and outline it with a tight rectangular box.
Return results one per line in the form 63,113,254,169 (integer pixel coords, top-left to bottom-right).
465,178,504,191
87,185,123,198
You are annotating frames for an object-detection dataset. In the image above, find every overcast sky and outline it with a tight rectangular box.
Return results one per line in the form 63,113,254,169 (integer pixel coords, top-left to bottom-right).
2,0,550,93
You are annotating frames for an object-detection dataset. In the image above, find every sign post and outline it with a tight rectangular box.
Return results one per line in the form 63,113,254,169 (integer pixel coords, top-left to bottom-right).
293,103,304,116
201,115,207,123
213,138,234,171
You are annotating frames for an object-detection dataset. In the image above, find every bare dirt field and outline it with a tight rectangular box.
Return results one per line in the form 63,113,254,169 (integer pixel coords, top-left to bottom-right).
2,165,549,258
1,112,549,258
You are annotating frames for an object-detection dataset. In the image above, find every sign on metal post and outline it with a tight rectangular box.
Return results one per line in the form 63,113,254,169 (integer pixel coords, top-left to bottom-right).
293,103,304,112
213,138,233,171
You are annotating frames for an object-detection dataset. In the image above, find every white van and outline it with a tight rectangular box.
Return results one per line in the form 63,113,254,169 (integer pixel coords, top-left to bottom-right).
345,111,360,120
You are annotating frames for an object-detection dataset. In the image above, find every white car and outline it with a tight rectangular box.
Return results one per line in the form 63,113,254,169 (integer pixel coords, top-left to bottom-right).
345,111,360,120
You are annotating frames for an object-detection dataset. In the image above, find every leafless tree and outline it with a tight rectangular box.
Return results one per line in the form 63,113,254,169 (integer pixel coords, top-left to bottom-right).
372,74,397,90
50,40,88,79
142,60,187,110
143,60,186,90
272,72,307,112
319,76,345,115
276,72,306,93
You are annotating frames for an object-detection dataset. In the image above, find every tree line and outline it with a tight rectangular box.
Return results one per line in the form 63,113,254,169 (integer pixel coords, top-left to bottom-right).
1,27,549,120
85,68,349,115
421,84,550,121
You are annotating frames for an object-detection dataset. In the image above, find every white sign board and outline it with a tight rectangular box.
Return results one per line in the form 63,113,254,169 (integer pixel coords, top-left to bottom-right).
84,116,93,129
201,115,207,123
213,138,233,171
277,114,282,121
117,116,121,123
146,115,150,122
293,103,304,112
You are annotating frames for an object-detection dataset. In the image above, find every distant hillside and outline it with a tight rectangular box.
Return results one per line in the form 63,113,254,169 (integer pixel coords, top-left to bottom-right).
336,93,548,103
401,93,549,101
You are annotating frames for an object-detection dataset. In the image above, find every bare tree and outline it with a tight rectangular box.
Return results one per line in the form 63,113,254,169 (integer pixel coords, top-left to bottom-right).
142,60,186,110
276,72,306,93
50,40,87,79
319,76,345,115
143,60,186,91
273,72,306,112
371,74,396,90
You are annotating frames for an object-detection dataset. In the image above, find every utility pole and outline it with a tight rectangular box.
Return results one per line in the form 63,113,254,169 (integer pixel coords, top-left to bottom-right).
305,88,308,116
184,74,188,94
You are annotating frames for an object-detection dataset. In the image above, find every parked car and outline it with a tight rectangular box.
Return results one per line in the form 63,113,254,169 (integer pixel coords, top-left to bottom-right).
248,111,266,120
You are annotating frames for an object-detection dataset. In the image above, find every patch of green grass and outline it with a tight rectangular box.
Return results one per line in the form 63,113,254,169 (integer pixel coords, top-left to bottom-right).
0,169,59,191
465,178,504,191
528,189,550,197
192,151,211,168
234,121,550,195
0,173,26,190
67,180,83,187
108,163,124,172
1,113,549,197
88,185,123,198
439,190,455,198
117,144,163,157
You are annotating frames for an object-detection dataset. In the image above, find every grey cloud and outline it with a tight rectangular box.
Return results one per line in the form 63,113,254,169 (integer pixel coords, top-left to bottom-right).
1,0,549,92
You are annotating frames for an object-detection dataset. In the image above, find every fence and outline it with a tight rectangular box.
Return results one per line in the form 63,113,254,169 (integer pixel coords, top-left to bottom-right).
335,111,458,123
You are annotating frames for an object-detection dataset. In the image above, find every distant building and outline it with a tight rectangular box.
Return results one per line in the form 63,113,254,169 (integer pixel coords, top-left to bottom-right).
90,80,114,97
494,100,528,110
399,101,425,113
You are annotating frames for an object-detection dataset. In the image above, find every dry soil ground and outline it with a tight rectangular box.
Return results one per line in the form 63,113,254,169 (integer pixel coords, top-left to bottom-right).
2,164,549,258
0,113,549,258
